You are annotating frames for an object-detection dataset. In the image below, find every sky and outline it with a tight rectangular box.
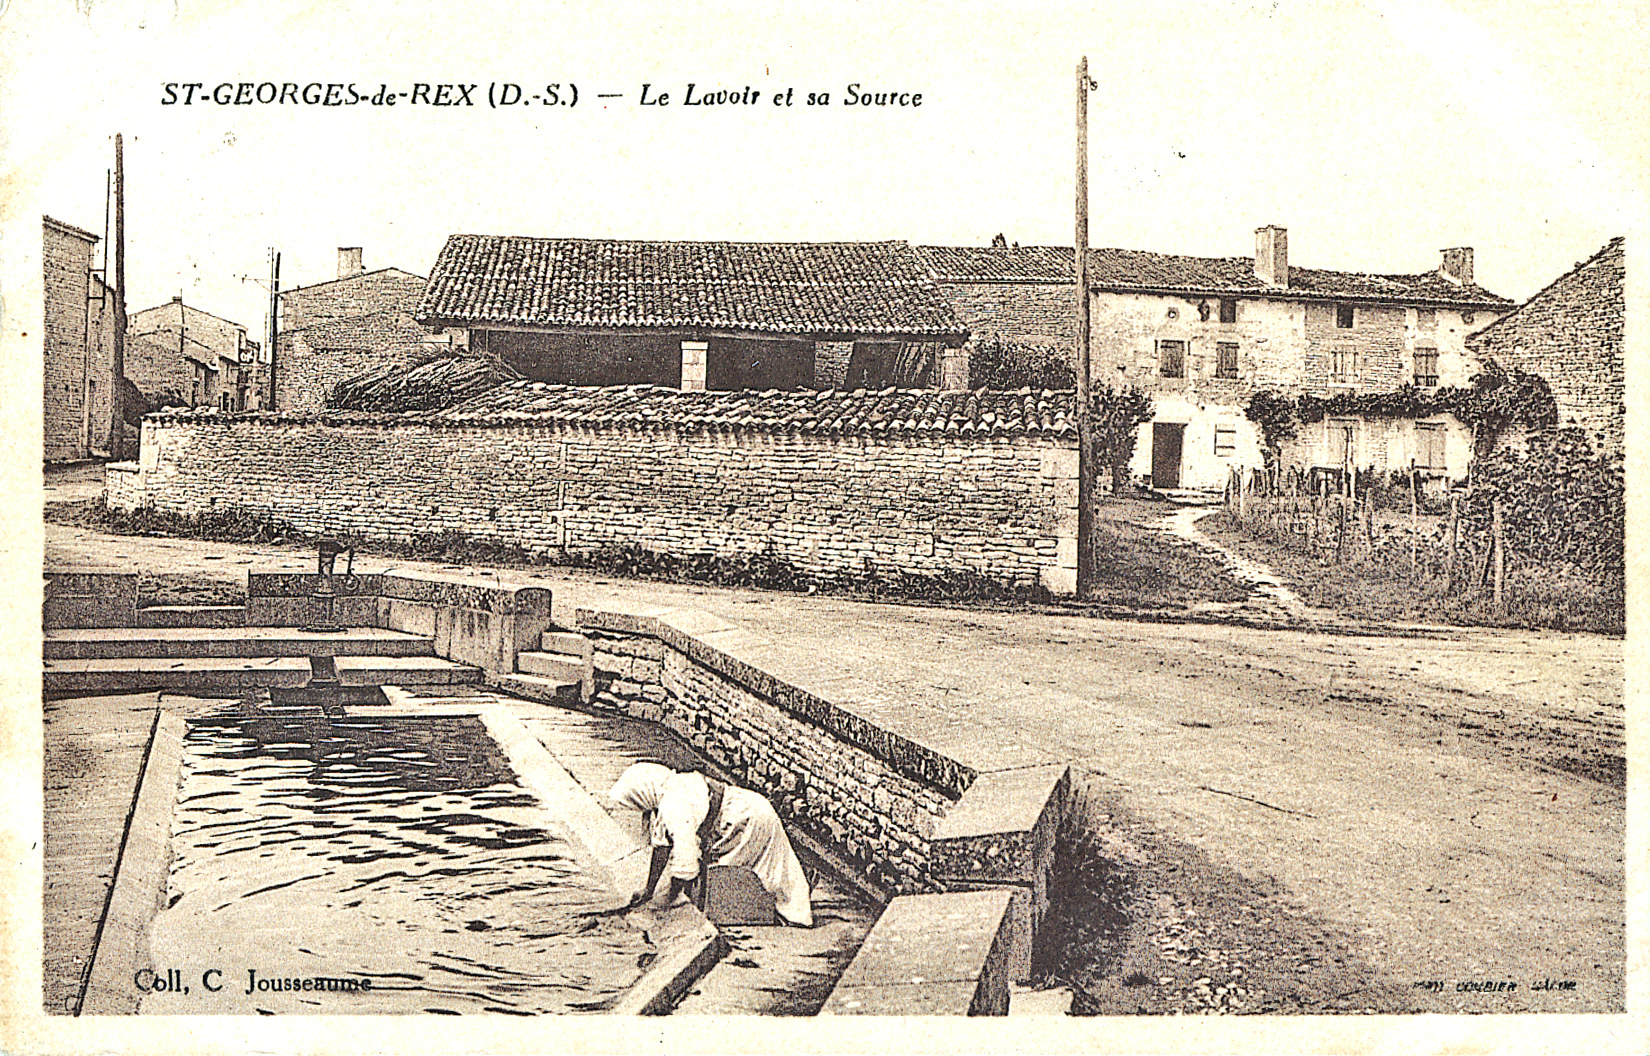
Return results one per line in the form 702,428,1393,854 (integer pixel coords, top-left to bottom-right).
5,0,1646,340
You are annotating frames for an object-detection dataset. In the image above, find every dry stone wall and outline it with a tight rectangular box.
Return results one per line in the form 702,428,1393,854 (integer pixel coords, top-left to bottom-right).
124,414,1078,591
587,626,959,893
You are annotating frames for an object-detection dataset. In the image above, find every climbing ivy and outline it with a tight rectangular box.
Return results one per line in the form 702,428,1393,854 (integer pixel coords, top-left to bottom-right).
1246,363,1557,459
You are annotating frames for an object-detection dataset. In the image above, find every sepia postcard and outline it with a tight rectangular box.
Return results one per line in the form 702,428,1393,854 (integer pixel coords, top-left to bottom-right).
4,0,1643,1052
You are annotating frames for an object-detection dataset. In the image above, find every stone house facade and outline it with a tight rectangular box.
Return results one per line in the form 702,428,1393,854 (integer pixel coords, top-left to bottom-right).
921,229,1513,490
43,216,116,462
416,236,970,393
276,248,428,412
1466,237,1624,458
126,297,262,412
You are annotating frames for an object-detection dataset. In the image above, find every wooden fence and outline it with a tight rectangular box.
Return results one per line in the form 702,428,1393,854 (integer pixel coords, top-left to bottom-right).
1221,466,1510,607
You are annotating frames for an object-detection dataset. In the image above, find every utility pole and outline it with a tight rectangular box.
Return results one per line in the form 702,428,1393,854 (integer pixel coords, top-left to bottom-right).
110,134,127,459
1075,58,1097,597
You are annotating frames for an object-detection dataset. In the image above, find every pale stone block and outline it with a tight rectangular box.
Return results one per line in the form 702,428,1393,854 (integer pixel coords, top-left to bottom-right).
1040,565,1077,595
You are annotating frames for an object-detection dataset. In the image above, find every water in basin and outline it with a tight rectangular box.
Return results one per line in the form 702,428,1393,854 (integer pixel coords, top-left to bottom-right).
141,715,652,1014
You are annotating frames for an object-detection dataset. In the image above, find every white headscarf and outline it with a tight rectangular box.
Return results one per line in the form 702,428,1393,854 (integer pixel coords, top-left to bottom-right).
609,762,676,813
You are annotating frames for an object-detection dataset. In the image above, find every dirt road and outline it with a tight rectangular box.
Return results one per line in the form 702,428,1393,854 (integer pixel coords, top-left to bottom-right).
43,515,1625,1013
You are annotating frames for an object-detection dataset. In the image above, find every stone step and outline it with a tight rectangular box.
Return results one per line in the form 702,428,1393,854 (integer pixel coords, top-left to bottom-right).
134,605,247,629
516,651,586,682
540,629,593,658
43,655,480,695
488,672,586,708
43,627,435,661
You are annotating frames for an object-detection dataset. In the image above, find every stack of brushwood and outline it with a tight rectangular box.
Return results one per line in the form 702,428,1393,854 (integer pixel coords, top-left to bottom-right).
325,352,522,413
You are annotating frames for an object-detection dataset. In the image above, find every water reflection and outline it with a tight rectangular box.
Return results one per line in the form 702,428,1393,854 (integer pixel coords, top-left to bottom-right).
143,716,651,1015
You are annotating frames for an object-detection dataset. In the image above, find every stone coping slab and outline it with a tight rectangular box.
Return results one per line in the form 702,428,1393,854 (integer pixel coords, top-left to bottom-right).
80,710,186,1015
821,890,1014,1016
44,627,434,660
248,569,552,616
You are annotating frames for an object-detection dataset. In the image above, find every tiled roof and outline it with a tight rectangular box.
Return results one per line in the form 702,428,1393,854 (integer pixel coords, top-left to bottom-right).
433,381,1076,437
44,215,100,242
417,235,968,338
916,245,1514,308
1467,237,1624,347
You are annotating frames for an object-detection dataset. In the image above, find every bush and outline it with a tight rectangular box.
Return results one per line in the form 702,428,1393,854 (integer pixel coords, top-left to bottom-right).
968,338,1075,390
1462,427,1623,573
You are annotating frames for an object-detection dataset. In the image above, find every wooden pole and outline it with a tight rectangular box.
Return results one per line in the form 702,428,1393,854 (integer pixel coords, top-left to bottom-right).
1445,493,1460,593
1492,498,1506,609
1410,463,1419,576
110,133,127,459
1074,56,1096,597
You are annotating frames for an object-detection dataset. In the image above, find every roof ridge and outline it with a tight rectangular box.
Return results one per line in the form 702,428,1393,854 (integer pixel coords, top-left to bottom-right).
448,233,913,249
1467,236,1624,345
280,266,426,297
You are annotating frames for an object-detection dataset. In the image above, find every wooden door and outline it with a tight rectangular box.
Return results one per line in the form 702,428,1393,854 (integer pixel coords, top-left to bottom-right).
1151,423,1184,488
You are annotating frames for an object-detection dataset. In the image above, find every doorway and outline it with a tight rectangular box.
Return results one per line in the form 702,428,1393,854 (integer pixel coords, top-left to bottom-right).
1151,422,1185,489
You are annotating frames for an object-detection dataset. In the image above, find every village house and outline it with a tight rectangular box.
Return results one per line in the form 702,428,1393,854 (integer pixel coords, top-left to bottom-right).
415,235,970,392
1466,237,1624,458
43,216,117,462
126,296,263,412
920,227,1515,490
275,248,428,412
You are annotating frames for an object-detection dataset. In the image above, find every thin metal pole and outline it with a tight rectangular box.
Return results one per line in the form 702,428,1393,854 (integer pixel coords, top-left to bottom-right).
1075,57,1095,598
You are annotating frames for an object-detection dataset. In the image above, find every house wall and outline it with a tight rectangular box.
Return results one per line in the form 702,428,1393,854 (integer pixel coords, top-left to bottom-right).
275,272,428,411
1278,413,1475,480
86,281,117,452
1467,240,1624,456
127,302,252,410
122,414,1081,593
43,222,101,462
937,281,1075,349
278,332,429,413
277,310,431,413
1091,291,1303,489
280,270,426,331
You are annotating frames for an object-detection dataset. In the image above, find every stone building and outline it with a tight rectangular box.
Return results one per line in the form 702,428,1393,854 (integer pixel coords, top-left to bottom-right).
275,247,428,413
416,235,969,392
43,216,116,462
920,228,1514,490
1466,237,1624,457
126,297,262,412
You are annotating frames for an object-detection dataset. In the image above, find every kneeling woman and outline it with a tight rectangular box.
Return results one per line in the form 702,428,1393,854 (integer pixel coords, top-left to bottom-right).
609,762,813,927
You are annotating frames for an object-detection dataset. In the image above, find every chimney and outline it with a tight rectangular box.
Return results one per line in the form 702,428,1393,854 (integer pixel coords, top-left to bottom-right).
1255,225,1288,287
1439,247,1473,286
338,246,364,279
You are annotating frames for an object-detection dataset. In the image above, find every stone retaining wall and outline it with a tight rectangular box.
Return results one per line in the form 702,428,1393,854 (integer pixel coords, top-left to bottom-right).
112,410,1080,593
578,604,970,895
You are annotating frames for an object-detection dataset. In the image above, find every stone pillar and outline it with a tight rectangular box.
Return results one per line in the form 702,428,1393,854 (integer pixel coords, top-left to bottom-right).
940,344,970,391
1039,443,1079,595
681,339,708,391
